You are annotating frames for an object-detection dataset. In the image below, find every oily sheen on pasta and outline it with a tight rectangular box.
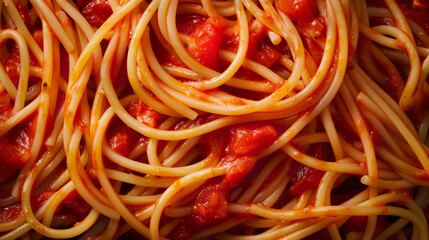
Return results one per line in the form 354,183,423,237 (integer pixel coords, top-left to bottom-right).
0,0,429,239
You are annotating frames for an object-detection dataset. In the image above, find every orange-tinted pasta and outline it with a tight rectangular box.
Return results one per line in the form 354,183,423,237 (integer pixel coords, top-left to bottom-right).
0,0,428,239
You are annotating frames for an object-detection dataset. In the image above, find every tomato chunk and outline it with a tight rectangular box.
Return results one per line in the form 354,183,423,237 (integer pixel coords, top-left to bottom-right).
0,203,22,223
288,143,330,195
176,14,207,36
31,191,55,212
191,123,277,225
77,0,112,28
107,119,139,156
276,0,317,24
63,189,92,217
127,100,165,128
0,91,13,123
229,124,277,155
186,17,227,70
302,32,324,65
192,184,228,225
0,113,37,182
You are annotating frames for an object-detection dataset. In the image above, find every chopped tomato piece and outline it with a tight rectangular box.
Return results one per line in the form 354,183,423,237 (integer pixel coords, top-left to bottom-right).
220,155,259,188
186,17,227,69
252,44,281,68
106,119,139,156
77,0,112,28
63,190,92,217
0,203,22,222
0,91,13,123
302,32,324,65
192,184,228,225
191,123,278,225
288,163,325,195
247,22,281,68
127,100,166,128
0,113,37,182
2,44,21,86
176,14,207,36
229,124,277,155
288,143,330,195
31,191,55,211
276,0,317,24
15,1,32,29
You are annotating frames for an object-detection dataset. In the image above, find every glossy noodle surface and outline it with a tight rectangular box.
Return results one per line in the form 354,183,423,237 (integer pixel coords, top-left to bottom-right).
0,0,429,239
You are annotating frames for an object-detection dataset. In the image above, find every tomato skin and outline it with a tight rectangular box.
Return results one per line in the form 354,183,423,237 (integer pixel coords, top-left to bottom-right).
302,32,324,65
176,14,207,36
78,0,112,28
31,191,55,212
223,22,281,71
127,100,165,128
15,1,32,29
0,113,37,182
186,17,227,70
107,100,162,156
63,190,92,217
0,203,22,223
0,91,13,123
190,123,278,226
229,124,277,155
288,143,330,195
192,184,228,225
107,120,139,156
276,0,317,24
220,155,258,188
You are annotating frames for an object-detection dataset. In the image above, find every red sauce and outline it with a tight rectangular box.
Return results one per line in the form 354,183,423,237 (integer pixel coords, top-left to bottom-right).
368,0,429,40
0,202,22,222
155,15,227,70
185,17,227,70
77,0,113,28
0,91,13,124
176,14,207,36
15,1,32,30
221,20,282,80
189,123,277,226
126,100,166,128
2,0,32,30
288,143,330,195
63,189,92,217
107,100,163,156
0,112,37,182
31,191,55,212
302,32,324,65
106,117,141,156
276,0,318,25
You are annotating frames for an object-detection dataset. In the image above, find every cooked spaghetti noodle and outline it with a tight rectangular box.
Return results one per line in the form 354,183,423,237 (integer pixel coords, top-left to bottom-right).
0,0,429,239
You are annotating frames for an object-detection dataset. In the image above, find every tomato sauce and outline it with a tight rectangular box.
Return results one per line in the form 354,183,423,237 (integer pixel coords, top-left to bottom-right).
185,17,227,70
0,111,37,182
106,100,164,156
276,0,317,25
368,0,429,40
77,0,113,28
183,123,278,228
288,143,331,195
63,189,92,217
0,203,22,223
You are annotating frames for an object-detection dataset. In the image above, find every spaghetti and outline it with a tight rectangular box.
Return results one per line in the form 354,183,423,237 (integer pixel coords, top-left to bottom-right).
0,0,429,239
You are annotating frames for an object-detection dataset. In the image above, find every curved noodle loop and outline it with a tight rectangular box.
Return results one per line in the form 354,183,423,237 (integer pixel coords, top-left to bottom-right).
0,0,428,239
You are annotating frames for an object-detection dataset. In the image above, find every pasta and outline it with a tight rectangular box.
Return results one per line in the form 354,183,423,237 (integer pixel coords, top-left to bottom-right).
0,0,429,239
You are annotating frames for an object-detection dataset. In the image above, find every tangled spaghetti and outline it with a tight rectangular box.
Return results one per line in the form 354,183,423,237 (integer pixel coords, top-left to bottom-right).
0,0,429,239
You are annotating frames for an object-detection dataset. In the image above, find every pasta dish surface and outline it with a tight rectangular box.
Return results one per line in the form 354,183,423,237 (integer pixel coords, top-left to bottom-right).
0,0,429,239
